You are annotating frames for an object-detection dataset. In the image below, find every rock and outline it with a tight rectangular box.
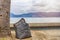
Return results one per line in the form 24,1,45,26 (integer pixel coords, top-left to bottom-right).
14,18,32,39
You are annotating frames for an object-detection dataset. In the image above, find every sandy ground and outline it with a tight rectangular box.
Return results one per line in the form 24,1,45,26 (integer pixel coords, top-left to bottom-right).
11,28,60,40
0,27,60,40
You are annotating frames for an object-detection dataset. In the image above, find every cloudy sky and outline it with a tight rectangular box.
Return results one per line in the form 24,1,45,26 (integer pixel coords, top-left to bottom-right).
10,0,60,15
10,0,32,15
10,0,60,23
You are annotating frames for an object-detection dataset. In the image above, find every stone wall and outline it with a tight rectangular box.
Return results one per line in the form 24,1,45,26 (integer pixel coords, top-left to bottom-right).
0,0,11,37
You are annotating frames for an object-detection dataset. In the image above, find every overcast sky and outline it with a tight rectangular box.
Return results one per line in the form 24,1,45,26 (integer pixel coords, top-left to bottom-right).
10,0,60,15
10,0,60,23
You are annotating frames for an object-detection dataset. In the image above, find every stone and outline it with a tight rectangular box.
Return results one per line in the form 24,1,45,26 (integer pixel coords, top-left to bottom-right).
0,0,11,37
14,18,32,39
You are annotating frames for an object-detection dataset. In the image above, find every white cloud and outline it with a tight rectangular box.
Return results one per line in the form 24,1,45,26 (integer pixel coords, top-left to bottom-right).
10,0,32,15
32,0,60,12
10,0,60,15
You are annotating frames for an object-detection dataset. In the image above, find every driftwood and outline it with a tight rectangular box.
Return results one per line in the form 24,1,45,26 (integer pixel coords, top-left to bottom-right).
14,18,32,39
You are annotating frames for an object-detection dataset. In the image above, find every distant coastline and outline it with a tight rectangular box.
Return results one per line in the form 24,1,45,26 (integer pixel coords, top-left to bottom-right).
10,12,60,18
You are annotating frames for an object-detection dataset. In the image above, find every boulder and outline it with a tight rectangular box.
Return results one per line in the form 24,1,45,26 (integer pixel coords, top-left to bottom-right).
14,18,32,39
